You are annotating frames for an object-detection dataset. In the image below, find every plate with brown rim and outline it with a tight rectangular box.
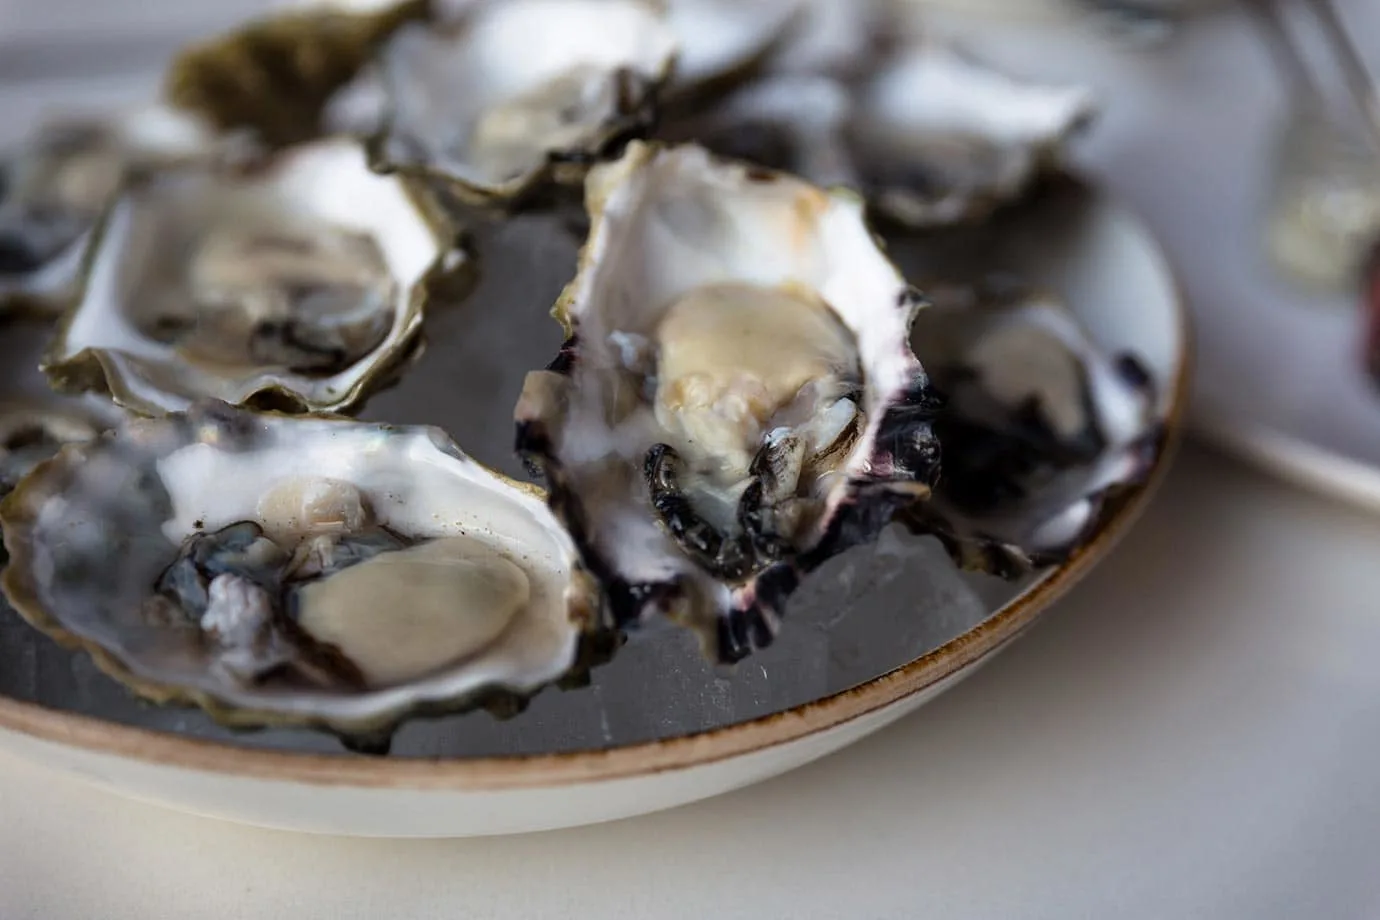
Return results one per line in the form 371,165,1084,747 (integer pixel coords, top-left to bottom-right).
0,172,1188,837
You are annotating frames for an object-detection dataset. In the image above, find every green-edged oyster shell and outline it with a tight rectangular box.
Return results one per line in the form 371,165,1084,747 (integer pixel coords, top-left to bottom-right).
41,136,468,416
164,0,430,149
0,401,611,752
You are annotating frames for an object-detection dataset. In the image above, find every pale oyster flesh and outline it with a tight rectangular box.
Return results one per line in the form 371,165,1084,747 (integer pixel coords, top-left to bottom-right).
0,402,597,751
516,142,941,662
134,214,397,375
154,479,536,693
372,0,676,201
900,281,1160,576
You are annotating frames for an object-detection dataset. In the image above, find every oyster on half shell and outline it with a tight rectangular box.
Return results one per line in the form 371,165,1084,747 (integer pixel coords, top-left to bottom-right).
851,42,1095,229
899,282,1161,577
0,402,609,752
41,137,467,416
368,0,677,207
662,39,1093,231
515,142,942,663
0,106,227,317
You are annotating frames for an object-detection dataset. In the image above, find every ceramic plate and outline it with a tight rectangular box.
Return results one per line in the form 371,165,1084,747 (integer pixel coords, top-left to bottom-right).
0,169,1188,836
908,0,1380,509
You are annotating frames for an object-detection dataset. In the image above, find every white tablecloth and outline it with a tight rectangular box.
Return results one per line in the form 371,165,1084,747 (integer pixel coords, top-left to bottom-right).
4,445,1379,918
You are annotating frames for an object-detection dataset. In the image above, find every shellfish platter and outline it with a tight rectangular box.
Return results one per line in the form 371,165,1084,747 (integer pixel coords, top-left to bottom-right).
0,0,1183,761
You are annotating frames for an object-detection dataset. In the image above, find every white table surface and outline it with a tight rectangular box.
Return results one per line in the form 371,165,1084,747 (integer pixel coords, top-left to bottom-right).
4,2,1380,915
4,443,1380,919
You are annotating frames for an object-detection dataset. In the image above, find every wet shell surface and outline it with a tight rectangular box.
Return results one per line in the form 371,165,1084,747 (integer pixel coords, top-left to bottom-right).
0,397,121,498
899,281,1161,576
0,106,225,317
850,42,1095,229
658,74,856,190
661,0,804,99
515,141,942,663
368,0,677,206
41,137,466,416
660,38,1094,230
0,401,605,750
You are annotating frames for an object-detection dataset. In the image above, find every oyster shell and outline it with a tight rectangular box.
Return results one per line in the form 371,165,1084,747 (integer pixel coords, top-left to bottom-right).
41,136,467,416
764,0,887,78
663,37,1094,231
662,0,804,101
850,42,1095,229
515,142,942,663
164,0,430,149
367,0,677,207
899,281,1160,576
658,75,856,189
0,106,226,317
0,401,608,751
0,397,122,504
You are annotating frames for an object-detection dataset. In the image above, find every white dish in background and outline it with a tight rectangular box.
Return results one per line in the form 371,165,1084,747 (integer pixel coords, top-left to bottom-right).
909,0,1380,508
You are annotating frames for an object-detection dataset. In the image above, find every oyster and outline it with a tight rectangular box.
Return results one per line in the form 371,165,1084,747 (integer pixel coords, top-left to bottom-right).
515,142,942,663
164,0,430,149
0,106,225,317
850,42,1095,229
41,136,467,416
368,0,677,207
899,282,1160,577
0,401,608,751
659,39,1094,230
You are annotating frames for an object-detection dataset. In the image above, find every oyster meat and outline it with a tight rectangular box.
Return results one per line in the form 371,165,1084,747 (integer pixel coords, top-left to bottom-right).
368,0,677,205
0,106,225,316
42,137,466,416
0,402,607,751
516,142,942,663
899,281,1161,577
